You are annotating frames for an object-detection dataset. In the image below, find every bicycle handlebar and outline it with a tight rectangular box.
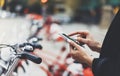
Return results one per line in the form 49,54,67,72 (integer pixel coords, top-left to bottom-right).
0,39,43,76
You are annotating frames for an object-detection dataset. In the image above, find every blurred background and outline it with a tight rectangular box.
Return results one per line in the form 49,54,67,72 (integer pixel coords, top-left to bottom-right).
1,0,120,26
0,0,120,76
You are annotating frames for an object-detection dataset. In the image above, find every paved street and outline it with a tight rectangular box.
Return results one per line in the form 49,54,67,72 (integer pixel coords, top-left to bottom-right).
0,17,108,76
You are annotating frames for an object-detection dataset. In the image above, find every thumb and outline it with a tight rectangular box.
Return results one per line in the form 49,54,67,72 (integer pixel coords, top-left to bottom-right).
69,40,83,51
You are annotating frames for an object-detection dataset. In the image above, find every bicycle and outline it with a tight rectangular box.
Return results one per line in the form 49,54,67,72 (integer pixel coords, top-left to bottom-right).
29,18,44,38
0,38,43,76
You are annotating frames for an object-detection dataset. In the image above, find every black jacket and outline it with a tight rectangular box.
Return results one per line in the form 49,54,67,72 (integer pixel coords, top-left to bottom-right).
92,10,120,76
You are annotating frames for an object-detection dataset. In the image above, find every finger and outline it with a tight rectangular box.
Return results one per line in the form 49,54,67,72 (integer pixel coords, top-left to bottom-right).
69,43,78,56
69,42,76,51
69,40,83,51
77,37,89,44
69,44,73,52
68,30,89,36
77,34,82,37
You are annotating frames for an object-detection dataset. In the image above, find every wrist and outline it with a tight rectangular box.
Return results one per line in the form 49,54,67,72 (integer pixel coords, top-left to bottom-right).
84,55,94,67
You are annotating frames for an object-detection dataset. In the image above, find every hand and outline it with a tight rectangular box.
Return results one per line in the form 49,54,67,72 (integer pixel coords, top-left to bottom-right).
69,40,93,67
68,30,102,52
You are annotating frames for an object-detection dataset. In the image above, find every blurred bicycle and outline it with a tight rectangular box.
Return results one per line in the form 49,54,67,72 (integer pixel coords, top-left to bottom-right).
0,38,42,76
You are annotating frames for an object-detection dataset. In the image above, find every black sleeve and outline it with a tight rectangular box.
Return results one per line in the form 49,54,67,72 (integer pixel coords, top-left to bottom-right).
92,57,120,76
91,9,120,76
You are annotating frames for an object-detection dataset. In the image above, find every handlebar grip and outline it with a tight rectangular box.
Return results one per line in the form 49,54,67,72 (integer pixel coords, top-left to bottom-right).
20,52,42,64
32,43,43,50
